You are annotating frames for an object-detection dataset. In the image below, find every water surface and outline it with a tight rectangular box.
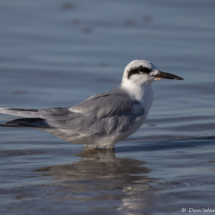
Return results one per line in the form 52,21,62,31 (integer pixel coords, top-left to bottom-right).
0,0,215,214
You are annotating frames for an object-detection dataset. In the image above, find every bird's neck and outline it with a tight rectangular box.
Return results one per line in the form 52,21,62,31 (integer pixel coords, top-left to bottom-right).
121,80,153,104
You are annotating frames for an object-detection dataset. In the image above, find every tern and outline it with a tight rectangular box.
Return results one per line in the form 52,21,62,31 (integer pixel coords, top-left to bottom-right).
0,60,183,149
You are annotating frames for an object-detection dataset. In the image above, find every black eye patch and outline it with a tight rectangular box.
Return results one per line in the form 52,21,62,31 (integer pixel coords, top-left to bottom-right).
127,66,151,79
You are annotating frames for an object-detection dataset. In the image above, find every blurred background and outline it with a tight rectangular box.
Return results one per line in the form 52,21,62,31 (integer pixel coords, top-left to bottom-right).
0,0,215,214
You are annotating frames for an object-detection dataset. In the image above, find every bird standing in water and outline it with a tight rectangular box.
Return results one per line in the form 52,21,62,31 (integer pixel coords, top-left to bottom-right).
0,60,183,149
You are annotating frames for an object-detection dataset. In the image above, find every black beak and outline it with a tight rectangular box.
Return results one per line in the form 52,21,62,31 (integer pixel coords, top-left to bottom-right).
153,71,183,80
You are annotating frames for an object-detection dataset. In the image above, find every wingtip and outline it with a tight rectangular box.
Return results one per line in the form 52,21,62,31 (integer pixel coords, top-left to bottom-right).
0,108,8,113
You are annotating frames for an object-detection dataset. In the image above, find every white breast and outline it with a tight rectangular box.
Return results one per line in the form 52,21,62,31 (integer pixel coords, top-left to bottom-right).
140,84,153,117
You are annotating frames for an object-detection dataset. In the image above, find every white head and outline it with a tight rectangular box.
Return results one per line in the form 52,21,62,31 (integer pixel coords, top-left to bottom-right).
121,60,183,87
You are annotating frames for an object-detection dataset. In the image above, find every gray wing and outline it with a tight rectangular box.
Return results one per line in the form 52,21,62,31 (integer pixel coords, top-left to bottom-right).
66,88,144,135
70,88,144,118
0,88,144,135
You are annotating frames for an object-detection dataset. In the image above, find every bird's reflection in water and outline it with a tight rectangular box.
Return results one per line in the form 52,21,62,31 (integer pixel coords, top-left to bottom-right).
34,149,158,212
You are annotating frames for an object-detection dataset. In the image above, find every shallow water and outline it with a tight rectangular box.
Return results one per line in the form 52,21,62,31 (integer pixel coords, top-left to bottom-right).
0,0,215,214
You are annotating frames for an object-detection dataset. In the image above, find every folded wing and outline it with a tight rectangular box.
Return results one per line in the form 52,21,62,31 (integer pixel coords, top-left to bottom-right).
0,88,144,137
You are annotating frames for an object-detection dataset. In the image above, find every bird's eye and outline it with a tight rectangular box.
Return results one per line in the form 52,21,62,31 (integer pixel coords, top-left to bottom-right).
140,67,151,74
127,66,151,79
